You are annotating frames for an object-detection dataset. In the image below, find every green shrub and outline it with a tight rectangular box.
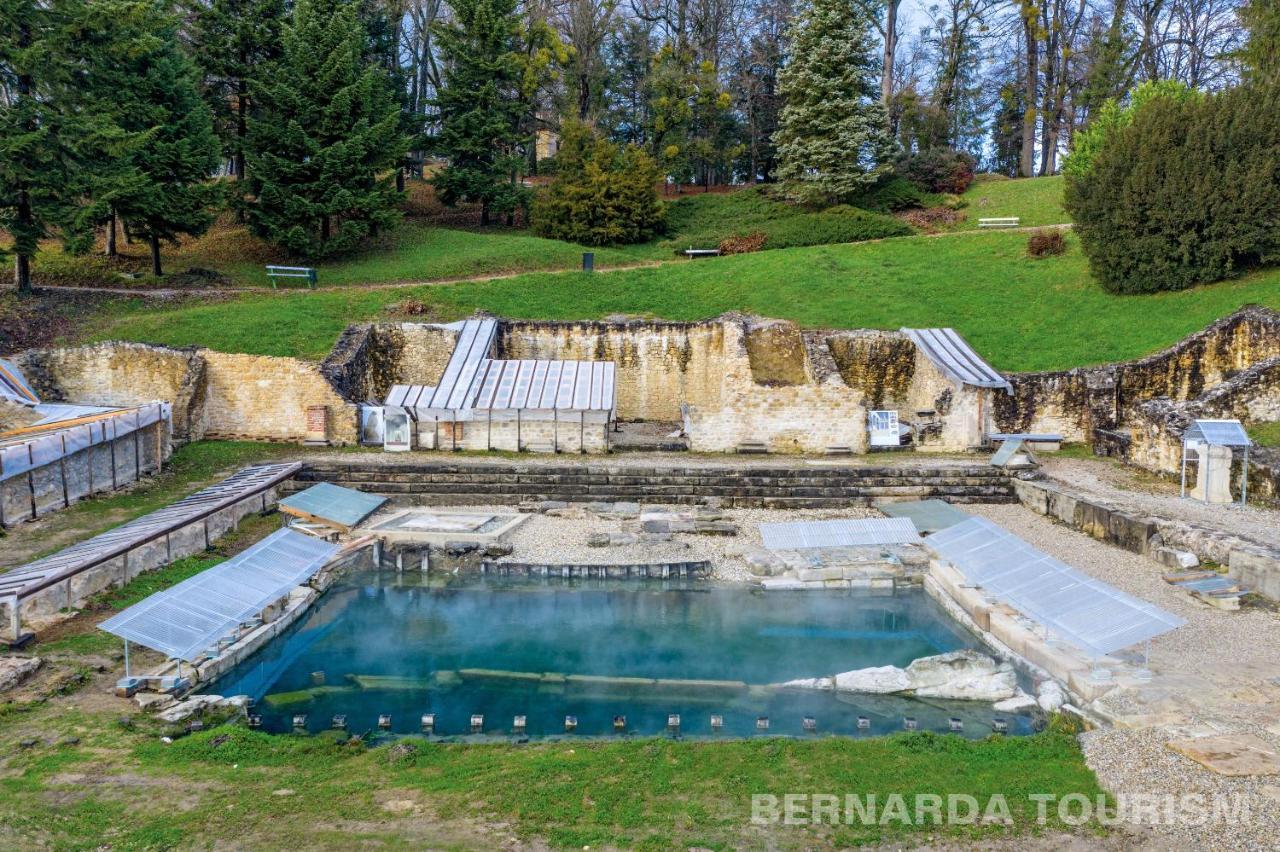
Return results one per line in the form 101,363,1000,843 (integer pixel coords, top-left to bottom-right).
662,186,909,251
847,176,936,213
894,148,977,194
1066,84,1280,294
530,121,665,246
1062,80,1200,179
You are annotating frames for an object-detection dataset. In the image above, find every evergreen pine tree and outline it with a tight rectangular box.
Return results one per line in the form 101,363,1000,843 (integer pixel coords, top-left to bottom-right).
773,0,893,203
76,0,222,277
1240,0,1280,84
188,0,286,183
246,0,408,256
0,0,78,292
430,0,528,224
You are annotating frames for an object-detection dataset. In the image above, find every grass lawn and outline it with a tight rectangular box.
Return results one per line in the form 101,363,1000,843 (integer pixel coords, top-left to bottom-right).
87,230,1280,371
956,175,1068,229
31,219,665,289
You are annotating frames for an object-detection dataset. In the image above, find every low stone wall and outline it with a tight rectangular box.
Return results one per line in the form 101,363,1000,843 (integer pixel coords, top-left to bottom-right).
201,351,358,444
479,560,711,579
2,479,287,629
0,419,169,528
1012,477,1280,600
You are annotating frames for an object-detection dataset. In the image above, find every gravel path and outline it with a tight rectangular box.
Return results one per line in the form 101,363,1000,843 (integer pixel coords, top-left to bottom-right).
1041,456,1280,547
966,503,1280,848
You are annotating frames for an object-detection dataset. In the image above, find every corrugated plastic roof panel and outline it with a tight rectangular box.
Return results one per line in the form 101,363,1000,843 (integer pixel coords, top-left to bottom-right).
760,517,921,550
1185,419,1252,447
278,482,387,529
901,328,1011,391
470,359,616,412
875,499,970,534
0,358,39,405
426,318,497,411
98,528,338,661
925,517,1184,656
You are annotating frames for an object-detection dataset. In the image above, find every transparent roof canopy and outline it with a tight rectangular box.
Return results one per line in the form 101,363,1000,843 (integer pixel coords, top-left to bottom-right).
99,529,339,661
1183,419,1252,448
925,517,1184,657
760,517,921,550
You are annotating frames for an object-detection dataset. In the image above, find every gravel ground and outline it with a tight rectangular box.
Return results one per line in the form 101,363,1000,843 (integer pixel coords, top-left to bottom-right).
490,504,884,582
1041,456,1280,547
966,503,1280,848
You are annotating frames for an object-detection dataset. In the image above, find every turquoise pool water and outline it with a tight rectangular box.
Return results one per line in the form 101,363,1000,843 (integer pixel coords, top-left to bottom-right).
213,574,1033,738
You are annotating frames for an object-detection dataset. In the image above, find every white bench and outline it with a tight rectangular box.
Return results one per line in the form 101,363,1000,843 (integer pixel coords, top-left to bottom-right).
978,217,1020,229
266,265,317,288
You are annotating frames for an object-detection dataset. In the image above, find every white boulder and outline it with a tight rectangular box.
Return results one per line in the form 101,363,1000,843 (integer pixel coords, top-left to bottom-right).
834,666,912,694
0,656,41,693
993,691,1039,713
905,650,1019,701
1036,680,1067,712
785,650,1019,702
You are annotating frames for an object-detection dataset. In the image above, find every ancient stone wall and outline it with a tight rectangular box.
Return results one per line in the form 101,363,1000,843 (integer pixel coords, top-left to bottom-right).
201,351,358,443
15,342,206,440
996,306,1280,441
497,318,732,421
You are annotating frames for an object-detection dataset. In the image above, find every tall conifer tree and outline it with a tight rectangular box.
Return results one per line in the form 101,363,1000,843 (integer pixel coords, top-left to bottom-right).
430,0,527,224
189,0,287,184
1240,0,1280,84
773,0,893,203
246,0,408,256
77,0,222,277
0,0,78,292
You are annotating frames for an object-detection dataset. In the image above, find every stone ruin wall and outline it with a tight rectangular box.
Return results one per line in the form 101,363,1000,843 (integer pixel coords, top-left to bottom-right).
14,341,358,446
15,342,207,440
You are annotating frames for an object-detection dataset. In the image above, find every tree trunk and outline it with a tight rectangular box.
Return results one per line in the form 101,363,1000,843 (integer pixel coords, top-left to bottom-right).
14,253,31,294
396,168,405,192
123,219,134,245
149,235,162,277
1019,6,1039,178
481,204,490,226
235,81,247,181
106,209,117,257
881,0,900,106
321,215,331,243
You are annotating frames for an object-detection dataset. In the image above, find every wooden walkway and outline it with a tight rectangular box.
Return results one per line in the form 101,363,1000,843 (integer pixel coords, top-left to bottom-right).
2,462,301,637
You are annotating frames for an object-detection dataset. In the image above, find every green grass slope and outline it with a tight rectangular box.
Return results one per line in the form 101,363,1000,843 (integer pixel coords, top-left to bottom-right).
956,175,1067,229
88,230,1280,371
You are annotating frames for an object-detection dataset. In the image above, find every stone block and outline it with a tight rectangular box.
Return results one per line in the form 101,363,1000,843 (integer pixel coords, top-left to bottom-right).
1152,547,1200,570
1229,547,1280,600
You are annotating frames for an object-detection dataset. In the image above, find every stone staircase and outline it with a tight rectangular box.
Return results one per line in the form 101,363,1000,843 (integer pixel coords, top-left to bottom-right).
288,460,1016,508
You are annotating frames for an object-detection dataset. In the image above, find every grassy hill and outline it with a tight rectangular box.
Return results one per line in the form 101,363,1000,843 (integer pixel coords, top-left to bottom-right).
84,229,1280,371
955,174,1067,229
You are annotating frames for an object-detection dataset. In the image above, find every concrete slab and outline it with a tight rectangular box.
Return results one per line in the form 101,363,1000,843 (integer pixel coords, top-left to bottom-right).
1166,734,1280,777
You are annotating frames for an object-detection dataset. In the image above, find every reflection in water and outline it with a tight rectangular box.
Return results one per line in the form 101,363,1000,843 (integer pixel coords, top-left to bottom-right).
212,574,1034,738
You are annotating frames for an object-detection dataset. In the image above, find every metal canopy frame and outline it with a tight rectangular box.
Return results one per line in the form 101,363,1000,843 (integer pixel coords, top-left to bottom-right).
99,528,339,663
1179,419,1253,506
925,517,1184,657
760,517,921,550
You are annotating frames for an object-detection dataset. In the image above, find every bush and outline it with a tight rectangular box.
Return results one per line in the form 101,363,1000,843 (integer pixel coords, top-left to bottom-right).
661,186,910,251
1026,229,1066,258
1063,80,1200,179
530,121,665,246
894,148,977,194
1066,84,1280,294
847,176,937,213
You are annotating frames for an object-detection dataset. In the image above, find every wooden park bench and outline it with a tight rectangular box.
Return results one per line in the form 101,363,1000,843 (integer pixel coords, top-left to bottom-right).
266,265,318,289
977,217,1020,229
